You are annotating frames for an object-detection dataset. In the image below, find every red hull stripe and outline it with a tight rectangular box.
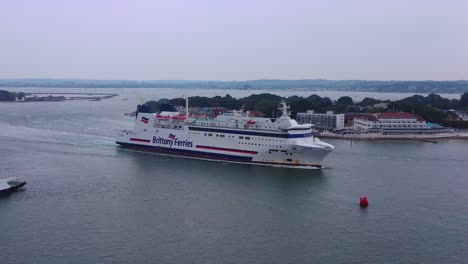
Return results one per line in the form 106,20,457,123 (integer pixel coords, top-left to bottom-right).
130,138,151,143
196,145,258,154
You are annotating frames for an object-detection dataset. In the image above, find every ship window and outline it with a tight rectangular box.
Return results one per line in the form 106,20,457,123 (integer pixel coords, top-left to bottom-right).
220,135,225,138
287,159,293,162
245,137,250,140
208,133,213,136
239,136,244,139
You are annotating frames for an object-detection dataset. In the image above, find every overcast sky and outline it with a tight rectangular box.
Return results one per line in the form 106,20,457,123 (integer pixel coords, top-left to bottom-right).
1,0,467,80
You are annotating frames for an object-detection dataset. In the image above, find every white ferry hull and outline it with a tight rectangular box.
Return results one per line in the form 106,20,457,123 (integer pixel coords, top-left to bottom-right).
116,113,333,169
116,140,329,169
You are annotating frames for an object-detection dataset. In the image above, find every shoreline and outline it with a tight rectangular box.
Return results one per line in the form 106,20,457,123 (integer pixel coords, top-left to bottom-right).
0,92,118,102
318,132,468,141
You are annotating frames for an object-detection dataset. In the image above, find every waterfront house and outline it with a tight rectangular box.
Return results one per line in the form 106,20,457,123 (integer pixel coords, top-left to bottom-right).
296,110,345,130
354,112,450,135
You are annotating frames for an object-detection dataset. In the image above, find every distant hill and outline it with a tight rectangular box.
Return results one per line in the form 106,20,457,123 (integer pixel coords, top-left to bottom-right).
0,78,467,93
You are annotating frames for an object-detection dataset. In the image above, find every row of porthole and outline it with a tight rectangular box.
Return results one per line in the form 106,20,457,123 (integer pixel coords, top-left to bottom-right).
195,132,287,142
190,131,288,143
239,136,285,142
239,142,281,148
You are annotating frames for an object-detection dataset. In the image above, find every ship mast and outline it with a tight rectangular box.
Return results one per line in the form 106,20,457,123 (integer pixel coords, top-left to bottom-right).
278,100,291,117
185,96,189,121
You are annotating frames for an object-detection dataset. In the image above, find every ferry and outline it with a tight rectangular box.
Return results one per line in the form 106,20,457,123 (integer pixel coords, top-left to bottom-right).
116,99,334,169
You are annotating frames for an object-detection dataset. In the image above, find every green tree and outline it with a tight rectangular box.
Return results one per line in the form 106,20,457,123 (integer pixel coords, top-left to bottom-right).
239,93,282,112
460,93,468,109
359,97,381,107
254,100,278,117
0,90,16,101
287,96,313,118
220,94,241,109
337,96,353,106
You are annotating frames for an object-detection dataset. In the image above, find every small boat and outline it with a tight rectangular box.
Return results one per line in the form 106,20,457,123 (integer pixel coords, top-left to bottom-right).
0,177,26,195
124,111,137,117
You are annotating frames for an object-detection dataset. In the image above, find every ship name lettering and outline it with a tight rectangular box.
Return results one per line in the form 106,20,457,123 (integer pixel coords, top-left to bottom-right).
152,136,193,148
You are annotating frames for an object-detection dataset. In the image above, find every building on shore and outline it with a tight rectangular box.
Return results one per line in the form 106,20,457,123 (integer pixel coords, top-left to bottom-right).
354,112,451,135
373,103,389,109
454,111,468,121
344,113,375,127
296,110,345,130
25,95,66,102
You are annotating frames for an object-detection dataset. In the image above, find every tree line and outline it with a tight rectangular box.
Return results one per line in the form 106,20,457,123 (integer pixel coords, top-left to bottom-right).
140,92,468,125
0,90,25,101
2,79,468,93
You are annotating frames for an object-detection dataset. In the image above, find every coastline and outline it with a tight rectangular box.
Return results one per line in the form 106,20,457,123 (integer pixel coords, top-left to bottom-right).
318,132,468,141
0,92,118,102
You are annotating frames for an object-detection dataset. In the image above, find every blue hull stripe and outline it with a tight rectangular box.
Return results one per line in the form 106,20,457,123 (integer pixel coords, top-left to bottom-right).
117,142,253,162
188,126,311,138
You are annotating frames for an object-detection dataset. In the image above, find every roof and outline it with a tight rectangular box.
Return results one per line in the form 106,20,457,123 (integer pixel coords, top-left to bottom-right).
352,113,378,122
377,112,425,121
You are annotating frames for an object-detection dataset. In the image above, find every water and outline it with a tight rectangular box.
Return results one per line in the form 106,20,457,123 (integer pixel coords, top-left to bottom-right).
1,89,467,264
5,87,463,102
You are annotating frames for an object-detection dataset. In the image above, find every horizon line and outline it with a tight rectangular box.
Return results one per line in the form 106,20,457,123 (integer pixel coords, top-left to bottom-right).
1,78,468,82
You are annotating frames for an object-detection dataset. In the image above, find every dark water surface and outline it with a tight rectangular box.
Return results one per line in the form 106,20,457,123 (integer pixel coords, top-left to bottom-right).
1,90,467,264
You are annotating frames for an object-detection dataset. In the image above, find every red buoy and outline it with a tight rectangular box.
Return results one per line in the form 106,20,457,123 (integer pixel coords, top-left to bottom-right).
359,196,369,208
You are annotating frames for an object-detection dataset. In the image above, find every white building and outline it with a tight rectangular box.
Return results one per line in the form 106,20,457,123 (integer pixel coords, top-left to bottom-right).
373,103,388,109
354,112,450,135
296,110,345,130
455,111,468,121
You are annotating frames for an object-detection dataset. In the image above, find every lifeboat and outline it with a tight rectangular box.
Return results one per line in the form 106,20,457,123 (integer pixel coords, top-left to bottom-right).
172,115,186,120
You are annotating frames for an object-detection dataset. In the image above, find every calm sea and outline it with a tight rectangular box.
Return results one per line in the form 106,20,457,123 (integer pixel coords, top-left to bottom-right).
0,88,467,264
